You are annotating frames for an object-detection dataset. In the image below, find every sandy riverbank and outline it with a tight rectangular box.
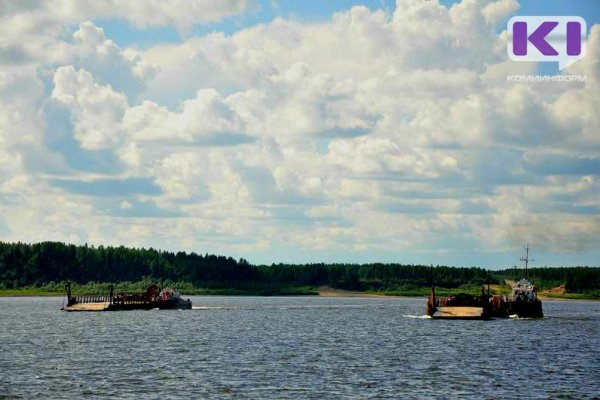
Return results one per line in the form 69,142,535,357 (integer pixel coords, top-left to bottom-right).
317,285,596,301
317,285,412,298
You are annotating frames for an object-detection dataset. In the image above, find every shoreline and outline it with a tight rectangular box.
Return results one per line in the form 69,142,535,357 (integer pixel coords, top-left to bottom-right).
316,285,597,302
0,286,597,301
317,285,407,298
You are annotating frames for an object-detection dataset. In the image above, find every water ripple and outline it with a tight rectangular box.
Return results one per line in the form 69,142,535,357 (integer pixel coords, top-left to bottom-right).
0,296,598,399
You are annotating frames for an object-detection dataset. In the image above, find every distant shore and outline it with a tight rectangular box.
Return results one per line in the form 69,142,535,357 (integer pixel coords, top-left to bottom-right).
318,285,405,298
317,285,598,301
1,285,598,301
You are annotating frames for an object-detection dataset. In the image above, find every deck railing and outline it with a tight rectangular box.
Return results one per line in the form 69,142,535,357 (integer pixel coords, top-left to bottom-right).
66,283,155,306
74,294,112,304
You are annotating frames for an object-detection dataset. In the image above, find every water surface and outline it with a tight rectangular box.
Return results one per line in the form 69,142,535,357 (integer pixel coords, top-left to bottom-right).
0,296,598,399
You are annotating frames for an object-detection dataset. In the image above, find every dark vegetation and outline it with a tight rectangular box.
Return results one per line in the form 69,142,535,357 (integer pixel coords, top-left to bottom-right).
0,241,598,297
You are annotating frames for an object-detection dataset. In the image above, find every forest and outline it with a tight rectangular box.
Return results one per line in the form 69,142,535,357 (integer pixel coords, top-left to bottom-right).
0,241,598,298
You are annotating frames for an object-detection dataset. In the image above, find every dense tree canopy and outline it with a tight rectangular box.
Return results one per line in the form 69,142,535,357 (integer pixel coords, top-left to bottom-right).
0,241,597,294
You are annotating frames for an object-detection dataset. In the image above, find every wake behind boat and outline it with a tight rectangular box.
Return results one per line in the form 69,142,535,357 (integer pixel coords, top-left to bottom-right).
61,283,192,311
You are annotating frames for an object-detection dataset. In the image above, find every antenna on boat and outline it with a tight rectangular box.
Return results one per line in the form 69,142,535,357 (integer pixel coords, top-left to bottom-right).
519,243,534,279
429,264,433,285
429,264,437,291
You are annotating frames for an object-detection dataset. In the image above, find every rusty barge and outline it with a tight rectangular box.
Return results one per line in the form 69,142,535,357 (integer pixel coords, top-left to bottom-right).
426,287,493,319
425,244,543,319
61,283,192,311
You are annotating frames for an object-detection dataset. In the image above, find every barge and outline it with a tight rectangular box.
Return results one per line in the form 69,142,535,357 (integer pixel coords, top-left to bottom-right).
425,244,543,319
61,283,192,311
425,286,491,319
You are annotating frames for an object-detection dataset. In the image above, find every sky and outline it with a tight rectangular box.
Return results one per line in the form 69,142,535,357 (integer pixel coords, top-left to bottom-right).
0,0,599,268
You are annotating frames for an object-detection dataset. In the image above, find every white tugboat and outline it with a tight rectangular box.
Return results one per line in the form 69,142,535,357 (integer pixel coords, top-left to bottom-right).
507,244,543,317
491,244,543,318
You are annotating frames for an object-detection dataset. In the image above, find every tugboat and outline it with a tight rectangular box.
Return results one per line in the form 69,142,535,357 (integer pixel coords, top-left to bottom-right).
153,287,193,310
490,244,543,318
62,283,192,311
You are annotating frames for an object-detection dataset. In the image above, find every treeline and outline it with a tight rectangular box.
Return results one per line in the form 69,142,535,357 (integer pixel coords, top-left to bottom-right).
0,241,598,294
0,241,256,288
260,263,495,291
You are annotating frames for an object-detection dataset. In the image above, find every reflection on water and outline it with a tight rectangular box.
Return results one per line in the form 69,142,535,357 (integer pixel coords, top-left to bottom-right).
0,296,598,399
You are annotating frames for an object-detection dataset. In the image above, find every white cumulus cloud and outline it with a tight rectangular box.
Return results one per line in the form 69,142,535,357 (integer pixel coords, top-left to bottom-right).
0,0,598,264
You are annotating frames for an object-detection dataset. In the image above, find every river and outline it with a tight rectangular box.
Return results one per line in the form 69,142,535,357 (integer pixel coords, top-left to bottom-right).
0,296,598,399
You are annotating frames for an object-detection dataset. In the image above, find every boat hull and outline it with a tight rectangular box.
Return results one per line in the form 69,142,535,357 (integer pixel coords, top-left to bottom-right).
63,299,192,311
152,298,192,310
493,299,543,318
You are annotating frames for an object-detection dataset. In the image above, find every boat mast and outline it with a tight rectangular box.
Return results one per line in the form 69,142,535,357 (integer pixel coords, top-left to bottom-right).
520,243,534,279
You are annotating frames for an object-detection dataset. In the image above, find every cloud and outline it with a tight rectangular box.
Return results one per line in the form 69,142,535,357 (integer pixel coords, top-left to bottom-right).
481,0,519,25
138,4,600,258
70,22,159,97
0,0,599,263
123,89,254,144
51,66,128,150
0,0,255,33
152,152,212,202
